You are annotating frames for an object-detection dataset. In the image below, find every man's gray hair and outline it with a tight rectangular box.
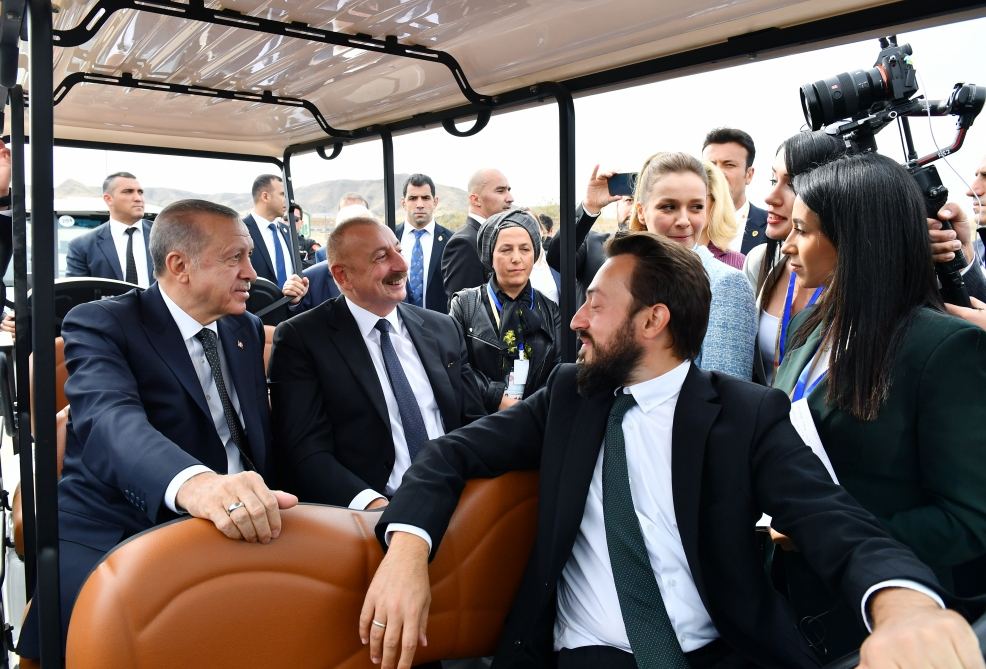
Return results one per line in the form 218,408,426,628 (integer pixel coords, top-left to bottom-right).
149,199,240,276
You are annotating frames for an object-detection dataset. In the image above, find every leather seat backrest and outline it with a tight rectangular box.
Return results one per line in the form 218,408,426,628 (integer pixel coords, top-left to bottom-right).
66,471,538,668
263,324,275,370
13,406,70,559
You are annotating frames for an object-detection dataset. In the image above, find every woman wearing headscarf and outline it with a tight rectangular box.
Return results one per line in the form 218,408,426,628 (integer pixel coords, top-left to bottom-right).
450,209,561,412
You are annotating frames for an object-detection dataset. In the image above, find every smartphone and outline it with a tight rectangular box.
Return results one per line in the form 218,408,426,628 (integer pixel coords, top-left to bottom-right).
608,172,637,197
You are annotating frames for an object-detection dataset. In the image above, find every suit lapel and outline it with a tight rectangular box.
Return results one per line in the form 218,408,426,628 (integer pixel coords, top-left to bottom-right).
138,285,213,426
399,304,458,425
670,364,720,611
95,223,124,280
428,224,449,286
218,317,265,472
245,215,276,280
546,390,613,577
323,298,390,428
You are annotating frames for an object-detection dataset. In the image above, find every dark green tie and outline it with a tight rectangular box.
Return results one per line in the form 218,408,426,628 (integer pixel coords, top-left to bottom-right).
603,392,689,669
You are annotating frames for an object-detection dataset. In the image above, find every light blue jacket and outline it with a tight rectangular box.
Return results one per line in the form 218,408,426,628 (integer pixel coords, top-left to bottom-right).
694,245,757,379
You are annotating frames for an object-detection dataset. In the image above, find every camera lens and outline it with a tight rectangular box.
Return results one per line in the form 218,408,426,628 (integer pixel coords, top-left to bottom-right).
800,68,887,130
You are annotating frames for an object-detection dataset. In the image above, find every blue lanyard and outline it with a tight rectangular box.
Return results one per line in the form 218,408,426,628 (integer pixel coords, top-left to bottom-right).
487,280,533,355
777,272,824,367
791,345,828,402
486,280,534,313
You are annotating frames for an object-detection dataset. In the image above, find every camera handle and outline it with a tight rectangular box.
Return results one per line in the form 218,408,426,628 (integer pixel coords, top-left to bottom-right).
910,163,972,308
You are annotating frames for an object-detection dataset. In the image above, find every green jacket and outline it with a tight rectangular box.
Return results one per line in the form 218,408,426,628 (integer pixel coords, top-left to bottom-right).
774,306,986,580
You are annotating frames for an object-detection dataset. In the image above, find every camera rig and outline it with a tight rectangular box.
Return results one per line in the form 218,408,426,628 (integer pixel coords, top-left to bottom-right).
801,35,985,307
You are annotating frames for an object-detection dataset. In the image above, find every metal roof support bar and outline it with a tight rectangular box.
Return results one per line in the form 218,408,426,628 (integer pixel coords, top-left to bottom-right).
381,130,396,231
9,84,36,596
53,0,495,107
28,0,62,665
52,72,351,139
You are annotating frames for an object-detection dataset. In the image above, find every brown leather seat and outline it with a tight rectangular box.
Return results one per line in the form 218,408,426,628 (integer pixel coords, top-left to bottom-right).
12,406,70,559
66,471,538,668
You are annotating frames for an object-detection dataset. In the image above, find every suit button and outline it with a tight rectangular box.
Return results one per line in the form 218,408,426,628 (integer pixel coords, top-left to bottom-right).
513,640,522,647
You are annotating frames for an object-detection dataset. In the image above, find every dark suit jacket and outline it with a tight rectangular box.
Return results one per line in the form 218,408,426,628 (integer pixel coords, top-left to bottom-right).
379,364,941,668
545,205,608,307
441,215,486,302
65,219,154,283
740,203,769,255
244,214,295,284
396,221,453,312
288,260,341,314
20,284,272,657
774,307,986,585
268,296,486,506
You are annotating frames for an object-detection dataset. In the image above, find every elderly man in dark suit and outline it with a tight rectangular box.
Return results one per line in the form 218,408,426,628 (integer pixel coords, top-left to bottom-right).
268,216,485,511
396,174,453,312
65,171,155,286
361,231,984,669
18,199,297,659
441,168,513,301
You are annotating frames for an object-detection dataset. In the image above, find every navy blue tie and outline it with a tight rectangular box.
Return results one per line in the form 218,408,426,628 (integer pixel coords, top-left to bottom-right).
408,229,426,307
374,319,428,461
268,222,288,288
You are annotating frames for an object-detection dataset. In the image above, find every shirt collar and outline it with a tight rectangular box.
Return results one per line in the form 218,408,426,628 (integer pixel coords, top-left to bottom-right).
110,218,142,237
158,284,218,339
345,296,402,338
620,359,691,414
404,220,436,238
735,199,751,222
252,211,281,228
469,213,487,225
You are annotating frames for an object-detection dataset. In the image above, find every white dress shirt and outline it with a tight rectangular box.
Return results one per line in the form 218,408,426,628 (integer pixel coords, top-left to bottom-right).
727,200,751,252
400,220,436,303
346,297,446,510
159,285,246,512
251,210,295,275
529,252,559,304
554,361,718,653
110,219,151,287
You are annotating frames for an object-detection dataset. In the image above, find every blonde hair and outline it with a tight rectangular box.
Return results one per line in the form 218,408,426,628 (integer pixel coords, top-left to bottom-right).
628,152,708,232
700,161,740,248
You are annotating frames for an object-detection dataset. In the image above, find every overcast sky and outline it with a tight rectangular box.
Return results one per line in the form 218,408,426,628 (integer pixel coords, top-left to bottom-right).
51,15,986,216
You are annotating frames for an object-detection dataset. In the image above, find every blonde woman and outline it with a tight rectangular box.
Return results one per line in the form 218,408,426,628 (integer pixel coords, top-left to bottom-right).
699,161,745,269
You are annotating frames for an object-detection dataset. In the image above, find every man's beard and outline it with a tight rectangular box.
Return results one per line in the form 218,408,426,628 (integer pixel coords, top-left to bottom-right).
575,318,643,397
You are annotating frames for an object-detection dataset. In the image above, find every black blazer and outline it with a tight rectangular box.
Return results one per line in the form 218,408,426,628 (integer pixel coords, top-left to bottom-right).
741,204,769,255
20,284,272,658
379,364,941,668
545,205,608,308
396,221,453,312
244,213,295,283
65,219,154,284
441,215,486,302
268,296,486,506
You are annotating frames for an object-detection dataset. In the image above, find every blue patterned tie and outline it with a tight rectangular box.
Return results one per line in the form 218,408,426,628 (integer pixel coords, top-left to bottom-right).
408,229,426,307
268,222,288,288
603,393,689,669
375,319,428,461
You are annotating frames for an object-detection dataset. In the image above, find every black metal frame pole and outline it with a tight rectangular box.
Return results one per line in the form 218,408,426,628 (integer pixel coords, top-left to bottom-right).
9,84,37,594
381,130,396,230
28,0,62,665
552,86,577,363
280,153,302,276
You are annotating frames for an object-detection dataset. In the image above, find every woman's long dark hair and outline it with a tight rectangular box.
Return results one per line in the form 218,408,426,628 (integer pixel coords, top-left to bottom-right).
755,131,847,299
791,152,942,420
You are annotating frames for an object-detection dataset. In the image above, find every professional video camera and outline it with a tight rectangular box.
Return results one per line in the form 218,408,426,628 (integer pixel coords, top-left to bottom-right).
800,35,985,307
